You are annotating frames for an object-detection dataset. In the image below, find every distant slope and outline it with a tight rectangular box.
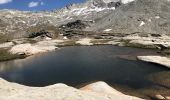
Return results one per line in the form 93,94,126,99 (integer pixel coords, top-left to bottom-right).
1,0,170,40
88,0,170,34
0,0,119,39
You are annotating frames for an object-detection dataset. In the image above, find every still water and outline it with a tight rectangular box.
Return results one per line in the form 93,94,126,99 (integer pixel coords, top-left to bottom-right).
0,46,169,90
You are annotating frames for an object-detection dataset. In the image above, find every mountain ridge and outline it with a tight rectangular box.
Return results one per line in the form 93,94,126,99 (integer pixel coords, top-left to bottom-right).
0,0,170,40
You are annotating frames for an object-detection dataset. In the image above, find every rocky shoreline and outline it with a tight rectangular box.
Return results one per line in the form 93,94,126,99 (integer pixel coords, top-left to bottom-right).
0,23,170,100
0,0,170,99
1,32,170,66
0,78,143,100
0,36,170,99
137,56,170,69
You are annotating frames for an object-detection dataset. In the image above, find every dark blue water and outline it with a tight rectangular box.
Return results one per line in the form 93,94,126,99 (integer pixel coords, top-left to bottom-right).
0,46,169,89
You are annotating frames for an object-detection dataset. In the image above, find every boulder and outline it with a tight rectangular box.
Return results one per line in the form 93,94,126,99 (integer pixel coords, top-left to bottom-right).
76,38,93,45
137,56,170,68
9,40,64,55
0,42,14,48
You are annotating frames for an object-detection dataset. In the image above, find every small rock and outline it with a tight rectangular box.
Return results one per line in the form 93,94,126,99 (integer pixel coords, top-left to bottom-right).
165,96,170,100
155,95,165,100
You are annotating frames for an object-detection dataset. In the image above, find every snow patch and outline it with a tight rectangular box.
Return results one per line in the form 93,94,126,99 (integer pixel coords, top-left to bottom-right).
148,19,151,22
63,36,68,40
45,37,52,40
139,21,145,27
155,16,160,19
103,0,120,3
103,29,112,32
71,6,115,16
121,0,135,4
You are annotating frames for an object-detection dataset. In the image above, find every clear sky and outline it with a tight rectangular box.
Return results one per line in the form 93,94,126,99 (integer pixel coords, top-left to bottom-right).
0,0,86,11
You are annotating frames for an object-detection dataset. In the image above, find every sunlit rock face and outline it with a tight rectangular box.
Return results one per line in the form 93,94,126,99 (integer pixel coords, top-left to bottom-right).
137,56,170,69
0,78,143,100
87,0,170,34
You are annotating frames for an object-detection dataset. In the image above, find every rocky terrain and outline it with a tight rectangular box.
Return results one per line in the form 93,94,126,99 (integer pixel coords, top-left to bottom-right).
0,78,144,100
88,0,170,34
0,0,170,36
137,56,170,68
0,0,170,49
0,0,170,99
0,0,119,39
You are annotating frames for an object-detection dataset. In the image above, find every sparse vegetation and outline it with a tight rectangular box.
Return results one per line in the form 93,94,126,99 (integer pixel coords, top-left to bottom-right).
161,49,170,56
91,39,111,44
0,49,26,62
57,40,77,47
0,34,10,43
26,24,60,38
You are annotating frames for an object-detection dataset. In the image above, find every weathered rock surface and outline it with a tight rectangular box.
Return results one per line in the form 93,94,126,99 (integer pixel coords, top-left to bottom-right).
80,81,123,95
155,95,166,100
137,56,170,68
0,78,143,100
89,0,170,34
9,40,64,55
76,38,93,45
123,34,170,49
0,42,14,48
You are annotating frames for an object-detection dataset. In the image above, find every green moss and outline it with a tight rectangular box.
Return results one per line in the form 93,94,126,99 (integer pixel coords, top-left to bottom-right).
0,49,26,62
26,24,59,38
27,39,37,44
121,39,157,49
91,39,112,44
160,49,170,56
57,40,77,47
126,43,157,49
0,34,10,43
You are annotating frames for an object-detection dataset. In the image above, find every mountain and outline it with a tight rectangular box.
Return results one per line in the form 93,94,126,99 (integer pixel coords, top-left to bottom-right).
0,0,121,39
0,0,170,40
88,0,170,34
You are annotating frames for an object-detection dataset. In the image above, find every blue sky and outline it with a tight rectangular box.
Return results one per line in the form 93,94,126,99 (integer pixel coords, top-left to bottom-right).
0,0,85,11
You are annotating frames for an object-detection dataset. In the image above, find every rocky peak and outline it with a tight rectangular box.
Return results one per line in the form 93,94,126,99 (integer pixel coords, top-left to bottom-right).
86,0,121,7
87,0,135,6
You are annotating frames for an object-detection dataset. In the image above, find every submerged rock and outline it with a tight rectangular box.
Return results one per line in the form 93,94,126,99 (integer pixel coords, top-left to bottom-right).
0,78,143,100
137,56,170,68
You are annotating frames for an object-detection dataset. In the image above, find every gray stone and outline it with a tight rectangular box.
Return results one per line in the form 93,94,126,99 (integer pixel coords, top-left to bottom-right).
0,78,143,100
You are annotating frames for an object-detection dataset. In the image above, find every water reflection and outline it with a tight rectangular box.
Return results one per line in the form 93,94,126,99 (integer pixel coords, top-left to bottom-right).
0,53,49,72
0,45,169,89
